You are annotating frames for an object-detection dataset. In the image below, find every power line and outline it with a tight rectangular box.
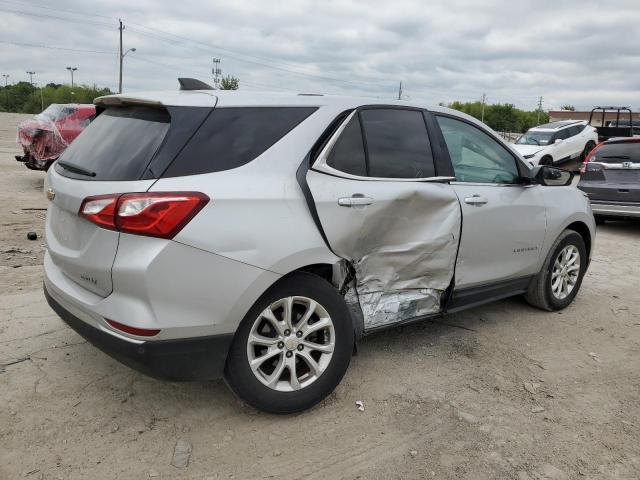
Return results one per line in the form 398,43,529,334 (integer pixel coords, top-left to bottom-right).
0,7,114,28
0,40,114,54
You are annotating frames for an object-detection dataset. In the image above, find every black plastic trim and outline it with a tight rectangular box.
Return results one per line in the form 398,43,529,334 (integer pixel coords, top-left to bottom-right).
445,276,534,313
44,285,233,381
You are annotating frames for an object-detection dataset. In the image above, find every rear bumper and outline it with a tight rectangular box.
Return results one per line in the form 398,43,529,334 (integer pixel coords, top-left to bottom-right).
590,201,640,218
44,284,234,381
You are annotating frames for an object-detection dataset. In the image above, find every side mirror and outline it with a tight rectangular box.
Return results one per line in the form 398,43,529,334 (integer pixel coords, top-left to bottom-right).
554,138,563,144
532,165,573,186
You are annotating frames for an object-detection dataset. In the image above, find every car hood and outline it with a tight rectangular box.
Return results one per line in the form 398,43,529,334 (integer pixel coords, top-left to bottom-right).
512,144,545,156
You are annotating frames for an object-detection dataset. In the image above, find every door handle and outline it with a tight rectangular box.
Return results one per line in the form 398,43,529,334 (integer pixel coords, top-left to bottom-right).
338,195,374,208
464,195,488,206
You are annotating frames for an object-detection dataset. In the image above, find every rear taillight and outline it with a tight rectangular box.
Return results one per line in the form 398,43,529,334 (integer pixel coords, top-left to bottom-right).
79,192,209,239
579,142,605,174
106,319,160,337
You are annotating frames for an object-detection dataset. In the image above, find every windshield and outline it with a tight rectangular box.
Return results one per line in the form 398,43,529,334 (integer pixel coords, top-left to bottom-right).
516,130,553,146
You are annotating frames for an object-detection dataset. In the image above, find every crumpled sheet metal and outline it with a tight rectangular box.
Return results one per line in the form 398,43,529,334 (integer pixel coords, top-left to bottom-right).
343,186,461,329
17,117,69,162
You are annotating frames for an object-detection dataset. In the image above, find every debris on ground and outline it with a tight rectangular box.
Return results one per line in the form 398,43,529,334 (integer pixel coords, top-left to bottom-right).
171,439,192,469
409,450,418,457
531,406,546,413
355,400,365,412
26,231,38,240
588,352,602,363
523,381,541,394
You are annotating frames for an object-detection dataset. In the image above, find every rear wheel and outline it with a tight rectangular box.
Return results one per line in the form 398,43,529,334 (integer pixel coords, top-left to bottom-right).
581,141,596,161
525,230,587,311
225,272,353,413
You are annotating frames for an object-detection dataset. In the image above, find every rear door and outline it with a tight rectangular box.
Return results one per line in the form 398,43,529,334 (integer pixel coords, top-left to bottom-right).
434,114,547,288
306,107,462,329
45,106,173,297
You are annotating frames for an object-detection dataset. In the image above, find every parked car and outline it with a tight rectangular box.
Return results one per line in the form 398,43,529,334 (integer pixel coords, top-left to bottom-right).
578,137,640,222
513,120,598,167
43,85,595,413
16,103,96,171
606,119,640,136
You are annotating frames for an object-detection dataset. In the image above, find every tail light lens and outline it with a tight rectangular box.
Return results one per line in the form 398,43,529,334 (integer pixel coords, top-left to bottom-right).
579,142,604,174
79,192,209,239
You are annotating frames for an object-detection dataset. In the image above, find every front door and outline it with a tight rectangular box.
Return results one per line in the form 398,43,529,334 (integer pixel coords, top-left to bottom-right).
434,114,547,288
306,108,462,329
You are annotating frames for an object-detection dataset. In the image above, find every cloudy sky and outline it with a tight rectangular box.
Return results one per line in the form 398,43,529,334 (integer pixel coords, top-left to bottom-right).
1,0,639,111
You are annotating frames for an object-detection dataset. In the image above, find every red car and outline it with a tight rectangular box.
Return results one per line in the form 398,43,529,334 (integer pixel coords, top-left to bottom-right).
16,103,96,171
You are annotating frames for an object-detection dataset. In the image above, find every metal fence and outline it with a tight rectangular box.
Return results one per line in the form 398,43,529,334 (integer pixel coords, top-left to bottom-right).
497,132,521,143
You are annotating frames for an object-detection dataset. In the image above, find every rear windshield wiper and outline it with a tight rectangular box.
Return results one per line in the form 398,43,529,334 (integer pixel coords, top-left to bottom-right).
58,161,96,177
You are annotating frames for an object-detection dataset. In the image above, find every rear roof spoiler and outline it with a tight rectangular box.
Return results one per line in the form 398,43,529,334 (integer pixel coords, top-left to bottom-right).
178,78,214,91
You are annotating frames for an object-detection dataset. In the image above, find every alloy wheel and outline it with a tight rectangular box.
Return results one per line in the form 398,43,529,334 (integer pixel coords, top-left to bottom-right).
551,245,581,300
246,296,335,392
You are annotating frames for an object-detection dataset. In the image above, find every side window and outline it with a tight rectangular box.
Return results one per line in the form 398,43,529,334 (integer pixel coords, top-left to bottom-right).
435,115,520,184
555,128,570,140
567,125,582,137
326,115,367,176
359,109,435,178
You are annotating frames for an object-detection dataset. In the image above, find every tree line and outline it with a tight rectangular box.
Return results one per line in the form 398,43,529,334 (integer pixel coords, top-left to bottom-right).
0,76,241,114
445,101,550,133
0,82,113,114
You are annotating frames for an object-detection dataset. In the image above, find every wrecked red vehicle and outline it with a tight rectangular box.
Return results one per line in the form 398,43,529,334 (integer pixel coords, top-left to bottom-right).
16,103,96,171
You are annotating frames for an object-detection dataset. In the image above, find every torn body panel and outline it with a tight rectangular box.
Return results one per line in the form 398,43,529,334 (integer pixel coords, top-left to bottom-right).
306,170,462,330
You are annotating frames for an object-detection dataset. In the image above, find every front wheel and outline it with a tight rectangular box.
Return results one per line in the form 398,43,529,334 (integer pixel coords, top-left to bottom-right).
225,272,354,413
539,155,553,166
525,230,587,311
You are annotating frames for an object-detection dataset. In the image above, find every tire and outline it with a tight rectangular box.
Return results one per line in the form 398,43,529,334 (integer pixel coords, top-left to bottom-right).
225,272,354,414
540,155,553,166
525,230,587,311
581,141,596,161
594,215,606,226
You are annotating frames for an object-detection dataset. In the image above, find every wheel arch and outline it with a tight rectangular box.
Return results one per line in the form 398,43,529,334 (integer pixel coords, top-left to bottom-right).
565,221,592,259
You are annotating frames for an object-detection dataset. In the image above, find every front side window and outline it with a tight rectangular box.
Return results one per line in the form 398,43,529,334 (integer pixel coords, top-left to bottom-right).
359,109,435,178
436,115,520,184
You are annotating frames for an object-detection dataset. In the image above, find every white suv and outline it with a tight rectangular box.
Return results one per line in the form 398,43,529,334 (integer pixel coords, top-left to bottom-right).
513,120,598,166
44,86,595,413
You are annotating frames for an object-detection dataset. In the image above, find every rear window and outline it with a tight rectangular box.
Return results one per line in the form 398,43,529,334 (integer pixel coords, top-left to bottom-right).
593,142,640,163
55,106,170,181
162,107,317,177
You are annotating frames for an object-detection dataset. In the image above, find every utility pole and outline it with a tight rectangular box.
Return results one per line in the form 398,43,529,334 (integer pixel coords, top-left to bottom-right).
66,67,78,88
26,71,35,85
537,96,543,124
2,74,9,110
118,19,123,93
118,19,136,94
212,58,221,89
397,81,403,100
481,93,487,123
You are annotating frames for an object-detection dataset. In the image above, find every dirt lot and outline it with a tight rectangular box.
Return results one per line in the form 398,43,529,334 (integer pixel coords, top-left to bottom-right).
1,111,639,480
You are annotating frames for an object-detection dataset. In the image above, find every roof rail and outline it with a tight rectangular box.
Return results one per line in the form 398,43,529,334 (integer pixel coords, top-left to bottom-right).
178,78,214,91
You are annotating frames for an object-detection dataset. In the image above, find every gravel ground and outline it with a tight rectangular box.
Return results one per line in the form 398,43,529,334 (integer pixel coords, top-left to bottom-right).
1,111,639,480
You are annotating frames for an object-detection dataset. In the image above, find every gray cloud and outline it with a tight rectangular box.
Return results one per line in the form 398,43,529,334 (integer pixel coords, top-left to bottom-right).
1,0,639,110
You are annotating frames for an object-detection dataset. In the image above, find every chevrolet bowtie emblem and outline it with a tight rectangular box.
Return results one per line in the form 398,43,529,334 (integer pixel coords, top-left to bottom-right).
46,188,55,201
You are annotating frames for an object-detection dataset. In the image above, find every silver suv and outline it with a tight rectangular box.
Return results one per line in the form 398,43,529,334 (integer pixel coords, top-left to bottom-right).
44,86,595,413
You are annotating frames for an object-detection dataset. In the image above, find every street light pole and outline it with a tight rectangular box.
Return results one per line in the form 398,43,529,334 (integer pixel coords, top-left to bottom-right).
26,71,35,85
66,67,78,88
118,19,136,94
2,74,9,110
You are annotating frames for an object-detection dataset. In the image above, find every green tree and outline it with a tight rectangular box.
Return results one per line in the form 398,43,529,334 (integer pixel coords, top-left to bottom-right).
219,75,239,90
560,105,575,111
446,100,549,133
0,82,112,113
